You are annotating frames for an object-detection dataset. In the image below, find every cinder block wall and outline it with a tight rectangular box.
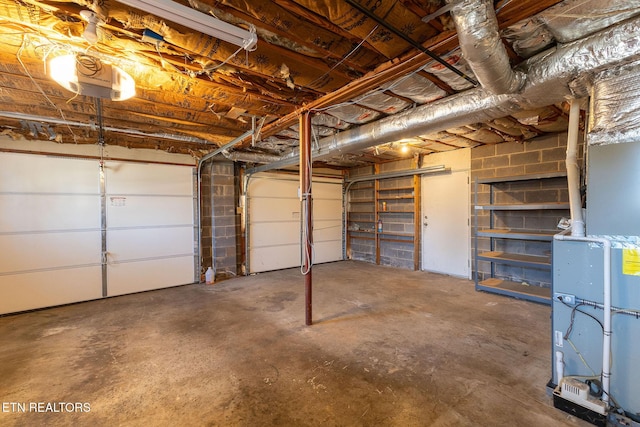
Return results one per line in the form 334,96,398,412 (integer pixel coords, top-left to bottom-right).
200,162,213,279
200,161,240,281
347,158,417,270
211,161,240,279
471,133,583,287
347,165,376,264
379,159,416,270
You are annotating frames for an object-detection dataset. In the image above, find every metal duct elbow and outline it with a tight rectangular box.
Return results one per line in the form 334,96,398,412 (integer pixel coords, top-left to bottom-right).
448,0,525,94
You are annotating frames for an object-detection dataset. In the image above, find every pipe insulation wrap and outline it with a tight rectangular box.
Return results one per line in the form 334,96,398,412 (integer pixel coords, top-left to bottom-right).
588,61,640,146
448,0,525,94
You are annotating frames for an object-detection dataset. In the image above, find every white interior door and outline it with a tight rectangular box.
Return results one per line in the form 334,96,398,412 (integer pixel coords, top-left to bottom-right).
248,173,342,273
421,151,470,278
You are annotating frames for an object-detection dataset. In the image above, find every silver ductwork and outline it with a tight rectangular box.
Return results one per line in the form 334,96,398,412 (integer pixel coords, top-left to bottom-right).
223,150,285,164
448,0,525,94
244,8,640,173
588,60,640,146
536,0,640,44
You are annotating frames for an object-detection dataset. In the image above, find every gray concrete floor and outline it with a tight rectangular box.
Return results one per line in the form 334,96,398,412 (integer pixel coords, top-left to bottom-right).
0,261,587,426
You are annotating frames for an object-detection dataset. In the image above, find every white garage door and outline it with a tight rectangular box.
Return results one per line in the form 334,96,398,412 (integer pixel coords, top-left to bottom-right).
248,173,343,273
0,153,102,314
104,161,196,296
0,153,196,314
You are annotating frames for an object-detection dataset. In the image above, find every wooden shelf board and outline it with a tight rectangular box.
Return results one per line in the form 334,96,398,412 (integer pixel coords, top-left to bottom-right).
478,251,550,267
477,278,551,304
348,234,375,241
378,186,414,191
378,197,414,202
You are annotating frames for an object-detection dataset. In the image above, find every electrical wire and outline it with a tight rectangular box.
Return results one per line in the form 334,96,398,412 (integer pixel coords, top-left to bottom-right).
559,299,627,412
300,120,315,276
202,45,244,74
16,34,78,142
306,24,379,90
563,301,604,340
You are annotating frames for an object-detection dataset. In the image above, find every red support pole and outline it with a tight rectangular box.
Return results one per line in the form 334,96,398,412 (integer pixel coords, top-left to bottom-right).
300,112,313,326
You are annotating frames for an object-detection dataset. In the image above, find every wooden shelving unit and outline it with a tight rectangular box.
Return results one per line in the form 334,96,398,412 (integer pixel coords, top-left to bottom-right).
473,171,569,304
347,170,420,270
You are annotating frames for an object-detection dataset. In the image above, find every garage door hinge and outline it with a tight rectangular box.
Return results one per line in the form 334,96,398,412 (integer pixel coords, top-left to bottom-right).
101,252,107,264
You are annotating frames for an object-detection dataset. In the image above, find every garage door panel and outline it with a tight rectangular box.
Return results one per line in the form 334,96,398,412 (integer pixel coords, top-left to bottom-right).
250,221,298,247
248,173,342,273
0,266,102,314
0,194,100,232
249,178,299,197
106,196,193,228
107,256,194,296
0,153,196,314
313,182,342,199
0,154,99,193
250,246,299,272
249,198,299,222
0,153,102,315
314,219,342,241
105,162,193,195
0,231,101,273
314,241,343,264
105,161,196,295
314,199,342,218
107,227,193,261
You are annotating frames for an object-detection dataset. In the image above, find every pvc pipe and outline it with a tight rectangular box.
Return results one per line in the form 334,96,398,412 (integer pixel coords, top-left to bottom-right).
555,350,565,383
566,99,585,237
554,233,612,405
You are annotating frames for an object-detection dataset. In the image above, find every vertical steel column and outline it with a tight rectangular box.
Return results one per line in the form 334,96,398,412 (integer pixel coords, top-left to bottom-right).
300,112,313,326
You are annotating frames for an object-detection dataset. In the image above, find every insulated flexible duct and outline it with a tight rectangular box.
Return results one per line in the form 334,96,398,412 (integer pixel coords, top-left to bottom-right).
589,61,640,146
447,0,525,94
243,10,640,172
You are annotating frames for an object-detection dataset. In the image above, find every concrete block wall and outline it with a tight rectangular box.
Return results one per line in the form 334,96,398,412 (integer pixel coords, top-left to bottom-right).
200,160,240,282
200,162,213,278
378,159,417,270
211,161,240,280
347,158,418,270
347,165,376,263
471,132,583,287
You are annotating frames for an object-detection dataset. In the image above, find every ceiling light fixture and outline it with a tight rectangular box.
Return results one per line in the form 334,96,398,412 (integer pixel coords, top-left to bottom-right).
49,54,136,101
114,0,257,50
